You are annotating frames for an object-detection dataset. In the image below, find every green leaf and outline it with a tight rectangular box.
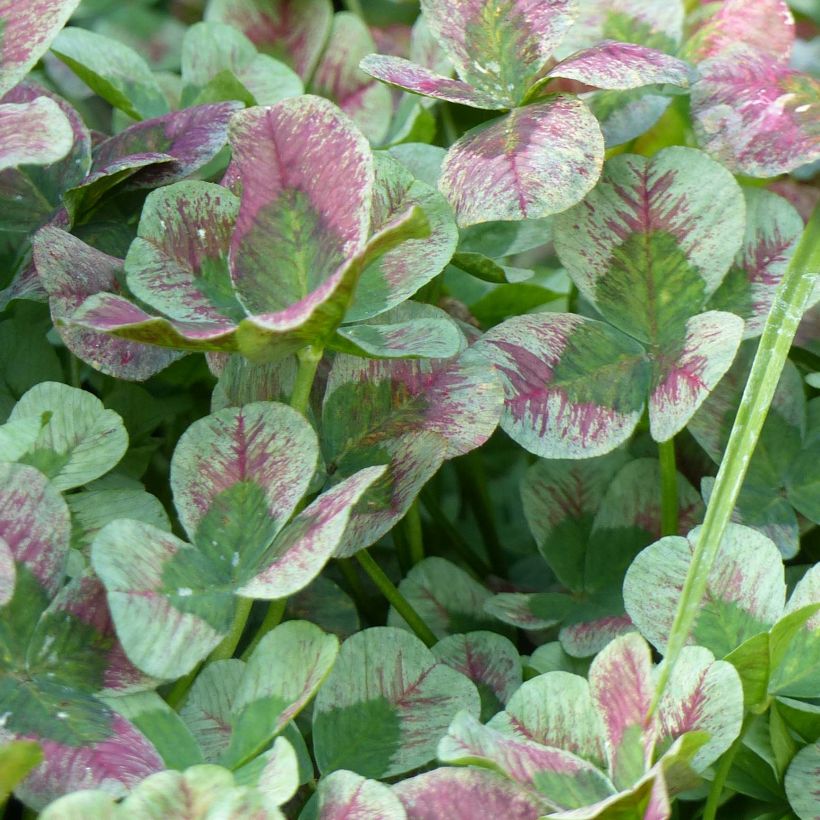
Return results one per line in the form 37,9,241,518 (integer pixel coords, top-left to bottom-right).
785,742,820,820
313,627,480,778
0,740,42,803
51,27,169,120
7,382,128,491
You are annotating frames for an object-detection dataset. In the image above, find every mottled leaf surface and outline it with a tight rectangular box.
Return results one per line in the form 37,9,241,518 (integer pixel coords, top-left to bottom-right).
419,0,578,106
313,627,480,778
34,228,182,380
624,524,786,657
0,0,81,96
785,741,820,819
440,101,604,226
311,770,407,820
546,41,691,91
394,766,545,819
691,51,820,176
473,314,650,458
0,98,73,171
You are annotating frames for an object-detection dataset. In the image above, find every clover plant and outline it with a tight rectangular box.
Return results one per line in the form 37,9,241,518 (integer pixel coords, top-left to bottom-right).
1,0,819,819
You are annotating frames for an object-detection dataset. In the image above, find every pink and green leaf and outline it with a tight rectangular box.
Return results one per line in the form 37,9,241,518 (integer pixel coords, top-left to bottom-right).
433,632,522,721
691,51,820,177
553,148,745,342
310,13,392,144
237,465,386,599
392,766,547,820
473,313,650,459
559,615,636,660
685,0,795,62
0,463,69,597
91,521,234,679
0,0,81,96
124,181,243,326
418,0,578,106
438,711,616,809
387,557,498,639
347,151,458,323
313,770,407,820
13,714,163,811
312,627,480,778
623,523,786,658
170,402,317,549
360,55,505,109
33,228,183,380
708,188,806,339
489,672,608,770
204,0,334,81
587,633,655,789
546,42,691,91
0,98,73,171
226,95,372,312
440,101,604,226
654,645,744,771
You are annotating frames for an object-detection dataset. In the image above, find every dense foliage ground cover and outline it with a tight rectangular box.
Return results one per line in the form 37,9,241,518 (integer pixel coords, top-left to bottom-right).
1,0,819,817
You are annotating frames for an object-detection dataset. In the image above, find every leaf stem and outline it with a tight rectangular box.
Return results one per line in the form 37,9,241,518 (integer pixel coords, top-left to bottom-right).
355,548,438,647
703,716,751,820
165,663,201,710
651,205,820,712
345,0,366,20
404,501,425,566
290,344,323,417
209,597,254,663
241,598,286,660
658,437,678,537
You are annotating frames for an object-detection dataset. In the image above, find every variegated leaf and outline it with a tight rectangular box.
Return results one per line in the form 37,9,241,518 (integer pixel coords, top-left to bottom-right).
624,523,786,657
359,55,505,109
313,627,480,778
211,354,296,409
553,148,745,340
433,632,522,721
440,101,604,226
8,382,128,491
438,711,616,809
0,538,14,606
587,633,655,789
654,645,744,771
559,615,636,660
707,188,805,339
419,0,578,106
311,770,407,820
392,766,547,820
488,672,608,770
0,98,73,171
347,151,458,323
92,521,234,679
227,96,372,316
123,181,244,326
387,557,498,639
0,0,81,96
473,313,650,459
686,0,795,62
546,41,691,91
310,13,392,144
691,51,820,177
34,227,183,381
205,0,334,81
0,463,69,597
